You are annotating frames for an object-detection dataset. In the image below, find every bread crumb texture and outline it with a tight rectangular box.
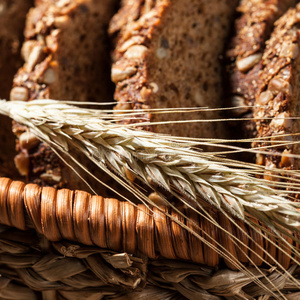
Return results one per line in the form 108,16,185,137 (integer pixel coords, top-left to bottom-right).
111,0,239,138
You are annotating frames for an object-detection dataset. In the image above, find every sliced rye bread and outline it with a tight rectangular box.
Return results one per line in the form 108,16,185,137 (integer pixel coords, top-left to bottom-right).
0,0,33,178
109,0,239,139
11,0,119,191
253,4,300,175
225,0,297,142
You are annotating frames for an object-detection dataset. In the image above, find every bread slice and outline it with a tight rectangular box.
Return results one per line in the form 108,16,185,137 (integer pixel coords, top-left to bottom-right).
253,4,300,174
0,0,33,178
224,0,297,164
226,0,297,110
11,0,118,190
225,0,297,141
110,0,239,139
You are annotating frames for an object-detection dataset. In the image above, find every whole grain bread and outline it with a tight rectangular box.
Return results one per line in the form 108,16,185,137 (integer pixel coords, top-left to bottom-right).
0,0,33,178
11,0,119,191
224,0,297,164
225,0,297,143
253,4,300,177
226,0,297,109
110,0,239,139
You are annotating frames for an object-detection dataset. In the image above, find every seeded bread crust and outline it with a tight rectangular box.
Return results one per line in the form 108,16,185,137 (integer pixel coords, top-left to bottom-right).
226,0,297,109
0,0,33,178
11,0,118,190
224,0,297,163
110,0,238,139
253,5,300,176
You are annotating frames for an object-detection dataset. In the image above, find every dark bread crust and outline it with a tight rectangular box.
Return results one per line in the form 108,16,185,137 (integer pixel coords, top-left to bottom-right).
11,0,118,190
224,0,297,164
253,4,300,175
226,0,297,108
13,0,116,102
0,0,33,178
110,0,239,139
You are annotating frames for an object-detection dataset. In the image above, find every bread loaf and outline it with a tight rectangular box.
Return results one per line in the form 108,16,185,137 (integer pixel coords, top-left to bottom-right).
110,0,238,138
0,0,33,178
11,0,118,190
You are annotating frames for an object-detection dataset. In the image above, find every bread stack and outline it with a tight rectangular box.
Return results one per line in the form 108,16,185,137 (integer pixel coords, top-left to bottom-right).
0,0,299,189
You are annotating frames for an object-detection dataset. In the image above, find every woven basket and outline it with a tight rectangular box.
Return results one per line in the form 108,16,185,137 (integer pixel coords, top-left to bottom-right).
0,175,299,299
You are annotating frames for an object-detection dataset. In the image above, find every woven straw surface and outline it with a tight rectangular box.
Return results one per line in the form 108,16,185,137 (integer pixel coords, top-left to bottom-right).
0,177,300,299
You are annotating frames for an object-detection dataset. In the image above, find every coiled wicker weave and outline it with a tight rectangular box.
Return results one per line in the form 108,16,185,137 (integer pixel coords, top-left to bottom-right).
0,176,300,299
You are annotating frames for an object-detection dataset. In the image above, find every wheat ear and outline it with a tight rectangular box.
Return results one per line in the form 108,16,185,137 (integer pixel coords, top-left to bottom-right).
1,99,300,233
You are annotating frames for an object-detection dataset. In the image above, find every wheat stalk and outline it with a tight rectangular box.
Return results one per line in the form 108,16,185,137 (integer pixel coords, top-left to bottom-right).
1,99,300,235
